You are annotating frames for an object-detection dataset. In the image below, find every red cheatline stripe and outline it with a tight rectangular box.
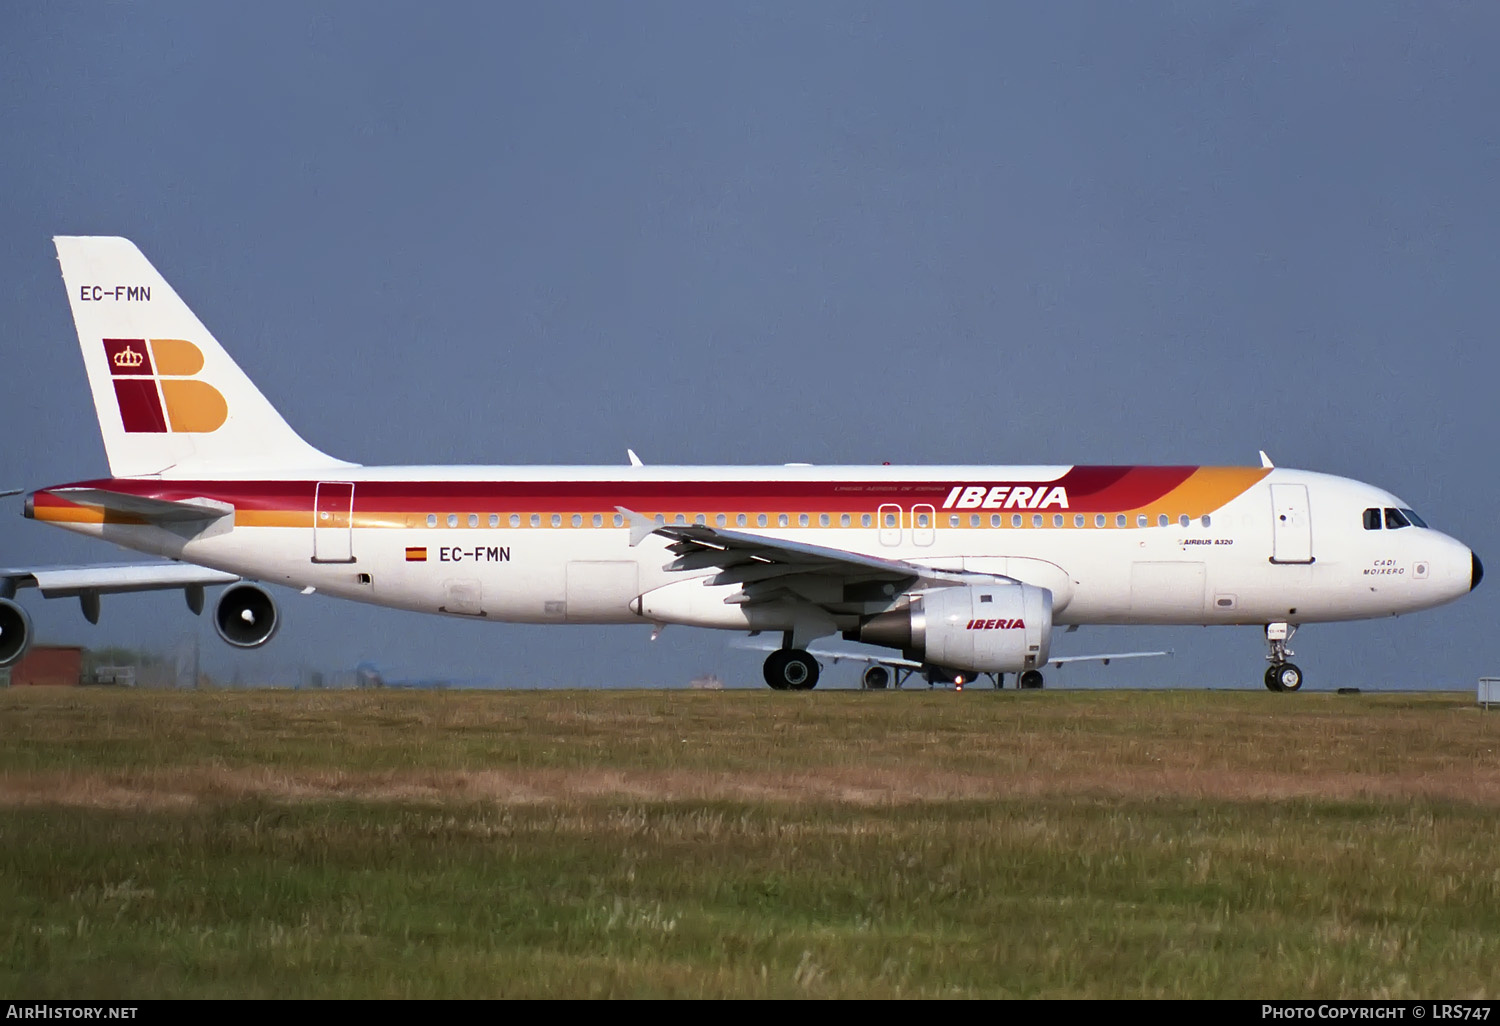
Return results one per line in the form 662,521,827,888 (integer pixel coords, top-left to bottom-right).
32,466,1247,516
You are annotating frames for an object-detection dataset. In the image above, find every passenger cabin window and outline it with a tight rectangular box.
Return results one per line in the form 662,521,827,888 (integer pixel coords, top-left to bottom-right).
1075,514,1085,527
819,514,830,527
572,514,583,527
1201,515,1212,528
737,514,747,526
798,514,809,527
426,514,437,527
613,513,623,527
778,514,789,527
883,512,896,528
972,514,982,527
1363,508,1382,530
489,514,499,528
1116,514,1127,528
916,512,929,527
1095,514,1106,528
530,514,540,527
1012,514,1023,527
468,514,479,528
861,514,871,527
758,514,768,527
841,514,851,527
510,514,520,527
991,514,1002,527
447,514,458,528
1179,514,1190,528
1384,507,1411,530
716,514,726,527
551,514,562,527
593,514,603,527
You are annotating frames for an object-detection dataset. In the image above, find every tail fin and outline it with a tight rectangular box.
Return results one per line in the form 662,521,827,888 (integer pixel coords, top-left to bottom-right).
53,236,355,478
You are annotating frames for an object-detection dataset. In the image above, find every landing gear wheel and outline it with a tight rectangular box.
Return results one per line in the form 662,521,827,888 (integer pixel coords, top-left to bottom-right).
1264,665,1285,692
1018,669,1045,690
1270,662,1303,693
764,649,820,690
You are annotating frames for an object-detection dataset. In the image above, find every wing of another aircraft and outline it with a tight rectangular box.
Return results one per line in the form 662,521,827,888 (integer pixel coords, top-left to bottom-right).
1,562,241,598
732,637,1171,689
0,561,241,624
734,637,1169,670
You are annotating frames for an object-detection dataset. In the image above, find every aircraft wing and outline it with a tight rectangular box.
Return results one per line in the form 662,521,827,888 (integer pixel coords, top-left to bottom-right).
0,562,240,598
733,637,1170,671
1046,650,1171,667
618,507,1010,591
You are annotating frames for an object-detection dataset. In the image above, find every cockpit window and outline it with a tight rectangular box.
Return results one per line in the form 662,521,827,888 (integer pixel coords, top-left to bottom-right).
1363,508,1382,530
1384,507,1410,530
1400,508,1427,528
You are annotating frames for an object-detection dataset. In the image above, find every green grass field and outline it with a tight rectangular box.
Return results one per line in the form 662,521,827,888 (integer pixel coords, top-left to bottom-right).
2,687,1498,998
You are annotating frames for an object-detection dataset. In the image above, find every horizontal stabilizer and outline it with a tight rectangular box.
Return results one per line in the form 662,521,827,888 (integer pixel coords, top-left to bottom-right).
48,488,233,523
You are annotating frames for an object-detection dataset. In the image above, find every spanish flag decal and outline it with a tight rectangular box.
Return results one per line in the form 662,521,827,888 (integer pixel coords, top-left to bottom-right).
405,547,428,562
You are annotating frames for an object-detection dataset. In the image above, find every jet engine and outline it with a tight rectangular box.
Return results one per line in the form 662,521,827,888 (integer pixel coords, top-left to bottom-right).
845,583,1053,673
213,583,280,648
0,598,33,667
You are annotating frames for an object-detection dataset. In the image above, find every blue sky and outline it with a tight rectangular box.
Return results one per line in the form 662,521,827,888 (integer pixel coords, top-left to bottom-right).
2,2,1497,689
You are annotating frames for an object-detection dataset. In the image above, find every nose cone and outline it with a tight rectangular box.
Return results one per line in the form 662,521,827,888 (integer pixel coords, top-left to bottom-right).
1474,552,1485,591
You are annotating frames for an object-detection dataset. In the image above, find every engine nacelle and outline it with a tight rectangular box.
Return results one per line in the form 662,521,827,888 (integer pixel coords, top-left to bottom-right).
213,583,280,649
0,598,33,667
847,584,1053,673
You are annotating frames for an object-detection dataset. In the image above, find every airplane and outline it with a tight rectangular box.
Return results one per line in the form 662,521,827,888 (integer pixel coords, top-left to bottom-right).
0,236,1483,694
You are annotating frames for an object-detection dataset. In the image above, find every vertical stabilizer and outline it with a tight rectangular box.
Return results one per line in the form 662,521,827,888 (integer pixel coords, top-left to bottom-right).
53,236,354,478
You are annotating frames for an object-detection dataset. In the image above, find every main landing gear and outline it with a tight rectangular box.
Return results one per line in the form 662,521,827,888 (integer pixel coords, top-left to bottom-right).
763,647,820,690
1263,622,1303,693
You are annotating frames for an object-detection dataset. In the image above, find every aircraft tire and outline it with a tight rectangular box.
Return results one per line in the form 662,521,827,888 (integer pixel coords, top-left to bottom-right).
1272,662,1303,692
1019,669,1045,690
1264,665,1284,692
764,649,819,690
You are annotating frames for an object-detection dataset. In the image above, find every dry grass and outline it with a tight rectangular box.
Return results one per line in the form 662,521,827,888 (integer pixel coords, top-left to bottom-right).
2,687,1498,998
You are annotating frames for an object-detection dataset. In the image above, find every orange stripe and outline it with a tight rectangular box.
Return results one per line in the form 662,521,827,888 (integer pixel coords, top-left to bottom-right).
1119,467,1269,517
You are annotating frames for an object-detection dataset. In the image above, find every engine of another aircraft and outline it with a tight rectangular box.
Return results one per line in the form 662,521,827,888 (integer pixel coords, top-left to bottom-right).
846,583,1053,673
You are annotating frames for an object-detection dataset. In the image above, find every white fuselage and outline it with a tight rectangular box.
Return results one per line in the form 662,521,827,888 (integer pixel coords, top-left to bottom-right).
33,464,1478,636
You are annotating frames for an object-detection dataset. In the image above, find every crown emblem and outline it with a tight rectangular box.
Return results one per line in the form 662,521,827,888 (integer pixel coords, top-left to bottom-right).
113,346,144,369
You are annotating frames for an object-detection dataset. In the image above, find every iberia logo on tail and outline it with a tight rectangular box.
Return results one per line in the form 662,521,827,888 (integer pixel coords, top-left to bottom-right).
104,338,227,433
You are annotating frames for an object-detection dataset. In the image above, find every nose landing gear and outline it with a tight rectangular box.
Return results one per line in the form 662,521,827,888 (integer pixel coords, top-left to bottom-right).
1263,622,1303,692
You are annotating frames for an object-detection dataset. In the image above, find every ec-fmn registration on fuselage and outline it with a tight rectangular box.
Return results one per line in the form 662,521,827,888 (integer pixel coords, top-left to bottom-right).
0,238,1482,691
